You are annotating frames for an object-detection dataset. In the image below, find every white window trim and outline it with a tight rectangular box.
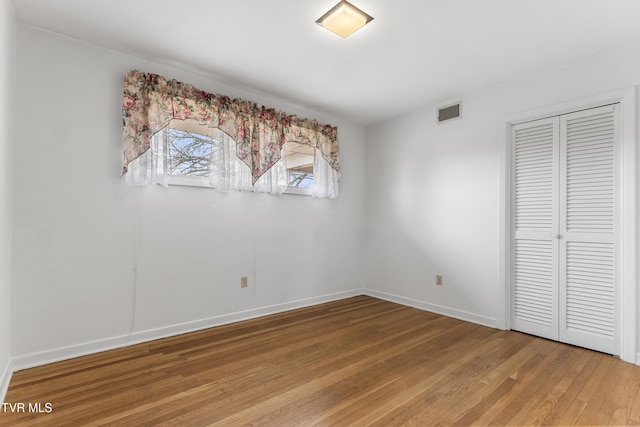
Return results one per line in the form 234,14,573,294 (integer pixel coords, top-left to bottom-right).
165,175,212,188
284,185,314,196
165,171,316,196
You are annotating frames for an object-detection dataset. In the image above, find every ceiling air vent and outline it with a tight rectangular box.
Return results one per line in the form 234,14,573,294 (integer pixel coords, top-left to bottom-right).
437,102,462,124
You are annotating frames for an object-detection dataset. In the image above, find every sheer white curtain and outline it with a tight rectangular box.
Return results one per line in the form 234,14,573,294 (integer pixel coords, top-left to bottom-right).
208,130,253,192
126,127,289,196
209,130,288,195
125,127,170,187
254,159,289,195
312,149,339,199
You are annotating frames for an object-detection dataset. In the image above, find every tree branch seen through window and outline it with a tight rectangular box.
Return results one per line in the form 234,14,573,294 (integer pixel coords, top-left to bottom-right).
168,129,214,177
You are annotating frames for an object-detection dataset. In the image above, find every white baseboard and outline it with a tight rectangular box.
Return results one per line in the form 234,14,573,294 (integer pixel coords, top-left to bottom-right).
365,289,499,329
11,288,365,372
0,359,11,403
10,288,500,375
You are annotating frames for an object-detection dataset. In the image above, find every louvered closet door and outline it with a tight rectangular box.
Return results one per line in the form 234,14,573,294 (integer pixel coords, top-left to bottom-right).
511,104,619,356
558,105,618,355
511,117,560,341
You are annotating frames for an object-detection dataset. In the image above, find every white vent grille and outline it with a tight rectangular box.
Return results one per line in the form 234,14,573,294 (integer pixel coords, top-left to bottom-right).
437,102,462,123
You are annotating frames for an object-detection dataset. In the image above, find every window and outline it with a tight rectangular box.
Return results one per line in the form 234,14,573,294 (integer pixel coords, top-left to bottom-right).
284,141,314,195
153,120,323,196
123,70,340,198
163,119,216,187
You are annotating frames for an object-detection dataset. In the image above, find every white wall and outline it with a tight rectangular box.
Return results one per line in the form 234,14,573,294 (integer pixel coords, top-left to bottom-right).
0,0,15,398
11,25,366,367
10,20,640,372
365,42,640,332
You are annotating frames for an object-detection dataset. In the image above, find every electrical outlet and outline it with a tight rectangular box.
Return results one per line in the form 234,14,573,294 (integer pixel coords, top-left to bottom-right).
436,275,443,286
240,276,248,288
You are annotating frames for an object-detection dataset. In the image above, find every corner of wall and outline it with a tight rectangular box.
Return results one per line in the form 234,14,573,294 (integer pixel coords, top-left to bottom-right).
0,361,12,402
0,0,16,405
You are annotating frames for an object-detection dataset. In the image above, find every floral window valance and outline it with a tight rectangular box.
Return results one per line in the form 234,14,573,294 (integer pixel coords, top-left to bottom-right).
122,70,340,184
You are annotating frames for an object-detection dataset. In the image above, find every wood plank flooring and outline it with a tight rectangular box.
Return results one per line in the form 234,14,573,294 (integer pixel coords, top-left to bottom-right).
2,295,640,426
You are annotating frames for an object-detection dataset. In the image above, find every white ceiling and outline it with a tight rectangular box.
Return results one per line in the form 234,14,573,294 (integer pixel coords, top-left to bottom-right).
12,0,640,125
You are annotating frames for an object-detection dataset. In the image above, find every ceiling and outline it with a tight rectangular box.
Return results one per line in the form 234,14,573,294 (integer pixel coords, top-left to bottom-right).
12,0,640,125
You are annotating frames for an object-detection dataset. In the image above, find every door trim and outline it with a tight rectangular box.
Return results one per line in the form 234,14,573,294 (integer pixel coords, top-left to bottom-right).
499,87,637,363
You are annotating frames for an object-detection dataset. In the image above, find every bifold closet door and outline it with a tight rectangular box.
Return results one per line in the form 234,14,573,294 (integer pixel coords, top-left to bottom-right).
558,105,618,355
511,117,560,342
511,104,618,355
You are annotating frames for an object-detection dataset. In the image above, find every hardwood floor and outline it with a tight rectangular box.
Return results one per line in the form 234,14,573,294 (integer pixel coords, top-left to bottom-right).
2,295,640,426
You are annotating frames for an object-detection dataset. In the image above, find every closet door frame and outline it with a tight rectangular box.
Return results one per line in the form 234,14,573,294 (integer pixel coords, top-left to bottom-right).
499,87,637,363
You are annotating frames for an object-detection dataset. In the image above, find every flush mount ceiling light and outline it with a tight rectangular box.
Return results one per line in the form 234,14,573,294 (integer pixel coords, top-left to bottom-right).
316,0,374,38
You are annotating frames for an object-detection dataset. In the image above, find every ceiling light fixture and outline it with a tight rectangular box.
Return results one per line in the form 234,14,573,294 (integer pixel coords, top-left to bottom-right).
316,0,373,38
